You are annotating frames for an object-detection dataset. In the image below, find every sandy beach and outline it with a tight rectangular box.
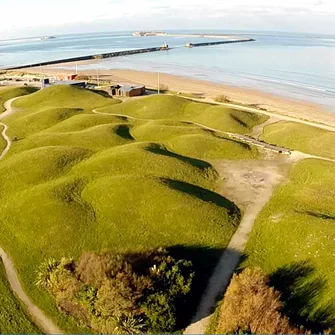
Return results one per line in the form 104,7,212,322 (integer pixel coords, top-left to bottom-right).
17,64,335,127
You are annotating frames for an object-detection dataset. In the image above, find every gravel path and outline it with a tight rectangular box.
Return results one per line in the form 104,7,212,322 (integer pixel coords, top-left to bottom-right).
0,97,63,334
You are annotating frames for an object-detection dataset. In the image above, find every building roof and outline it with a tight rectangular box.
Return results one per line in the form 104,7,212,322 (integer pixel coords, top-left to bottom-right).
51,80,86,86
119,84,145,92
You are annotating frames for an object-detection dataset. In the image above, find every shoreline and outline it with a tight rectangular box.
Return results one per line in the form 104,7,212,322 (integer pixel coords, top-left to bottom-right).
17,65,335,127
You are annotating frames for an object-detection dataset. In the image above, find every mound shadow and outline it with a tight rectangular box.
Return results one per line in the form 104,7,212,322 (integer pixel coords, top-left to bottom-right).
230,113,249,128
270,261,335,333
161,178,240,219
145,144,213,170
167,245,227,330
114,124,134,140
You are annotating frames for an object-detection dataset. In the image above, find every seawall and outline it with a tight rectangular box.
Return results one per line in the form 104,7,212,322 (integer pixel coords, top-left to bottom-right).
4,38,255,71
4,47,165,70
187,38,254,47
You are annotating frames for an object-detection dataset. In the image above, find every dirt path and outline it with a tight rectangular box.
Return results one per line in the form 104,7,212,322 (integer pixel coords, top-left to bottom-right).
184,157,288,334
0,97,63,334
0,123,11,160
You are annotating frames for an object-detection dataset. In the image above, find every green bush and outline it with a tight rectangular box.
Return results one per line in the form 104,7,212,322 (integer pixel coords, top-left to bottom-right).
37,249,194,334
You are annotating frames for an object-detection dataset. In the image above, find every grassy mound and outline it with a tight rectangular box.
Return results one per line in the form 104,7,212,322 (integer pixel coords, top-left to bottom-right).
0,260,40,333
261,121,335,159
166,133,259,160
244,159,335,331
0,86,268,332
12,85,120,111
46,114,132,133
0,146,91,195
0,86,37,113
6,107,83,139
8,123,134,155
97,95,268,134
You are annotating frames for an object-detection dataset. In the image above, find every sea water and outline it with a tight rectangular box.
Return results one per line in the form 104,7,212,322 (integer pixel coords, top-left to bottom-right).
1,30,335,110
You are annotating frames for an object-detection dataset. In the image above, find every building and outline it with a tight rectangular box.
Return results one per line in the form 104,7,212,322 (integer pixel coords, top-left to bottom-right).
41,78,86,89
109,84,146,97
56,74,78,81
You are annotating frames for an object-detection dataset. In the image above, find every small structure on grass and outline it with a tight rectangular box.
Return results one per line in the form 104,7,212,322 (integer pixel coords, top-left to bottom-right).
41,78,86,89
56,74,78,81
108,84,146,97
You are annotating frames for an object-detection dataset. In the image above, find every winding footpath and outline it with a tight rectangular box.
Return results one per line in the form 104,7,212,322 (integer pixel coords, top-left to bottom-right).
0,98,63,334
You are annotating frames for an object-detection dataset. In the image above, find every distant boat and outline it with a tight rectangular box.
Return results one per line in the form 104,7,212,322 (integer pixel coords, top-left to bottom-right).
40,36,56,41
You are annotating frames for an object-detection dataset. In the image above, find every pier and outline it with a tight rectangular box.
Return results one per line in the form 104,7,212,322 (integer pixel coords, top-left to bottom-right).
3,38,255,71
185,38,254,48
3,46,166,70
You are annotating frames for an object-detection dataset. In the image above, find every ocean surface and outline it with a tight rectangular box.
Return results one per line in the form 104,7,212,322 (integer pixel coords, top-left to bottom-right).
1,30,335,111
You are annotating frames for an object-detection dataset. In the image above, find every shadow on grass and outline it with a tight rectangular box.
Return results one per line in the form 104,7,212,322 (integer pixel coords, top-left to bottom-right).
161,178,240,220
230,113,249,128
296,210,335,222
270,261,335,333
167,245,230,330
114,124,134,140
145,143,213,170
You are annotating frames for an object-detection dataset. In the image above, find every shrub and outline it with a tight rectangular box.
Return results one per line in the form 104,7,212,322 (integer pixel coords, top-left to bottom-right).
214,95,230,103
217,268,308,334
159,84,169,92
36,249,194,334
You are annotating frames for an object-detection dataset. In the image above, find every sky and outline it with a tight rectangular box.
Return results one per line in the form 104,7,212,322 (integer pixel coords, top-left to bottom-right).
0,0,335,39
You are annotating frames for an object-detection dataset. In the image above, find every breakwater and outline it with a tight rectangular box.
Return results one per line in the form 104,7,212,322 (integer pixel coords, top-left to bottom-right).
4,38,255,71
186,38,254,48
4,46,165,70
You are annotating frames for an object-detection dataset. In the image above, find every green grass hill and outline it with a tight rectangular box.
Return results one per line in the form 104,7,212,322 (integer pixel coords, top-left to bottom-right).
0,86,268,332
244,159,335,330
0,86,38,113
261,121,335,159
0,260,40,333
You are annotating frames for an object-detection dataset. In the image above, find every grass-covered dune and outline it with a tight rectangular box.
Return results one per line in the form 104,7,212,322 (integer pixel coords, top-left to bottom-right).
0,86,38,113
261,121,335,159
0,260,40,333
244,159,335,331
0,85,269,332
97,94,268,134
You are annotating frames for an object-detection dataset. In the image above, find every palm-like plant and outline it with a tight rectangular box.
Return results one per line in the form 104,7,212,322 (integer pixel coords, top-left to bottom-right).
35,258,59,289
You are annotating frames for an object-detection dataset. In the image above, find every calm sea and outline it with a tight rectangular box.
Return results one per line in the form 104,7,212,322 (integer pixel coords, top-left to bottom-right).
1,30,335,111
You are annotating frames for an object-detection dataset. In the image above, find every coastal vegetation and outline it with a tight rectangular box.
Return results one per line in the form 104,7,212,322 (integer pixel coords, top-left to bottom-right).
0,85,270,332
244,159,335,333
36,249,194,333
216,268,309,334
0,260,40,333
261,121,335,159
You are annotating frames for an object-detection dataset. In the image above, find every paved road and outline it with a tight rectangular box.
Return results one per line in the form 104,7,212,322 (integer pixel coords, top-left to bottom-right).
0,97,63,334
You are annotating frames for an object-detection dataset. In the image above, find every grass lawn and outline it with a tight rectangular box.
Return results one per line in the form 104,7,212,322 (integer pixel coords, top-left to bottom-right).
0,86,38,113
0,260,40,333
244,159,335,331
0,85,270,332
261,121,335,159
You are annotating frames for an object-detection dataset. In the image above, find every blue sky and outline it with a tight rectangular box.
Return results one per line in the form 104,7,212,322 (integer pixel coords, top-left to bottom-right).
0,0,335,39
